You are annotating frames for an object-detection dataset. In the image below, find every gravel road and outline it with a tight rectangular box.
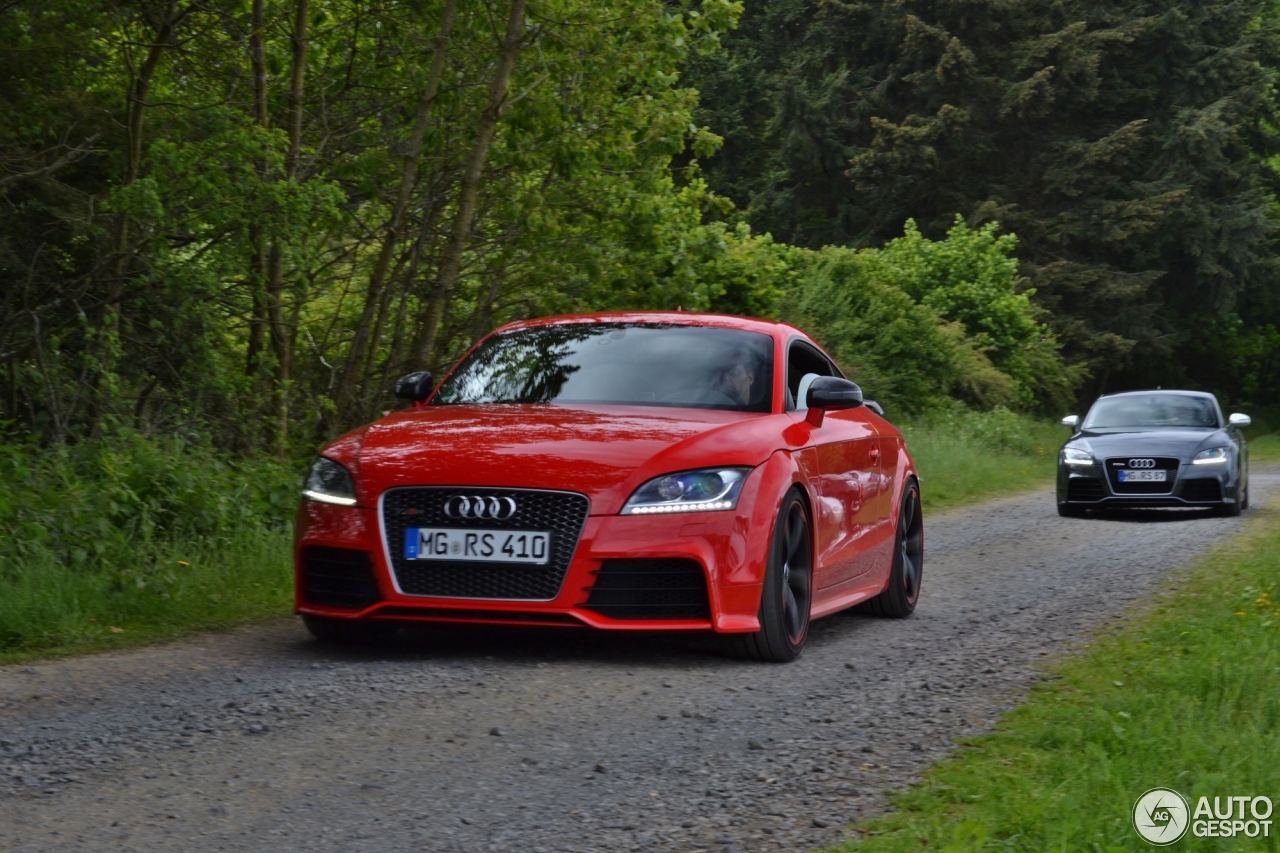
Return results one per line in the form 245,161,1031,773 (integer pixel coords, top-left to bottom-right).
2,473,1276,852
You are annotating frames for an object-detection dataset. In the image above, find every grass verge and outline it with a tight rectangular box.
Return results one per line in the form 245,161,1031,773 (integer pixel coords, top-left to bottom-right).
835,501,1280,852
0,528,293,664
900,409,1063,512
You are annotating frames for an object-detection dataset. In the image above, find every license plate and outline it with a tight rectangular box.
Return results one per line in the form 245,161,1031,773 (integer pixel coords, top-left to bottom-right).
404,528,551,565
1118,469,1167,482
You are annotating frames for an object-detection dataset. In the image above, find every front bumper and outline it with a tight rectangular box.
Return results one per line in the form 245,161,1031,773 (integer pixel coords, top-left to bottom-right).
293,498,769,634
1057,463,1238,509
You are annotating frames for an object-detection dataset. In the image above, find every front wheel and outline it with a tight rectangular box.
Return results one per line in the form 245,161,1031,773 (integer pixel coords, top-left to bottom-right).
725,489,813,662
861,480,923,618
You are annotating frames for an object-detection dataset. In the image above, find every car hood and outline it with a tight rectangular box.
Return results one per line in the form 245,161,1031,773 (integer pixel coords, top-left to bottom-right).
346,404,785,515
1067,428,1230,460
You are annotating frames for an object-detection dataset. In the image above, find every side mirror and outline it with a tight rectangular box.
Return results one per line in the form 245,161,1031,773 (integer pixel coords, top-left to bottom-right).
805,377,862,426
1062,415,1080,430
395,371,434,403
864,400,885,417
1229,413,1252,428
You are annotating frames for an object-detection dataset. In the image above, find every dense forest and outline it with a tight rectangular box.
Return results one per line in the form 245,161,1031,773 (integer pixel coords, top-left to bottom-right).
2,0,1278,458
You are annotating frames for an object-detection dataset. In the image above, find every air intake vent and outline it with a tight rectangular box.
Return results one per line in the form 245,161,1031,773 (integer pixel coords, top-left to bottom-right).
1181,478,1223,502
300,546,381,609
1066,478,1105,502
582,559,711,620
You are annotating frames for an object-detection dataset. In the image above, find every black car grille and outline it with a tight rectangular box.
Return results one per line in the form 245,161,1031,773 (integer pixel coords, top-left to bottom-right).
1066,478,1106,502
581,558,711,620
1105,457,1180,494
1181,478,1223,502
299,546,382,609
381,487,589,600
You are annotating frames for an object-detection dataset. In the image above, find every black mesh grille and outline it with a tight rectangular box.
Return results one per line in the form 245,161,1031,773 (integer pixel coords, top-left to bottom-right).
300,546,382,609
382,487,589,600
582,559,711,620
1181,478,1224,502
1066,478,1106,502
1106,457,1180,494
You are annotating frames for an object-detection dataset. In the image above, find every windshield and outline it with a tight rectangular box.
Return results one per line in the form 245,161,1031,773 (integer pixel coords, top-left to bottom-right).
1083,394,1219,429
433,323,775,413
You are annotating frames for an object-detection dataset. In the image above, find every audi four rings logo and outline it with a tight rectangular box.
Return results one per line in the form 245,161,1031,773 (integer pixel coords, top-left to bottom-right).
443,495,518,520
1128,458,1158,469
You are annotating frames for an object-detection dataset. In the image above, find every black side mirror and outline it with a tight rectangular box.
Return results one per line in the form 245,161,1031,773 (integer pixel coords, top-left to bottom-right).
807,376,863,410
395,371,434,403
805,377,862,426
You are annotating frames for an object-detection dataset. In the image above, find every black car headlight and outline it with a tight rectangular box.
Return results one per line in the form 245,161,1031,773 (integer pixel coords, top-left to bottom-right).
303,457,358,506
1193,447,1230,466
1061,448,1095,467
622,468,750,515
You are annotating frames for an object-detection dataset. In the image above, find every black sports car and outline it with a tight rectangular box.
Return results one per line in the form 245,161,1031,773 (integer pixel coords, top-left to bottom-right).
1057,390,1251,517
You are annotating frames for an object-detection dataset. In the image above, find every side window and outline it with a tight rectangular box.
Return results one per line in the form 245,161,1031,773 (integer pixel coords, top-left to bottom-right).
786,342,836,410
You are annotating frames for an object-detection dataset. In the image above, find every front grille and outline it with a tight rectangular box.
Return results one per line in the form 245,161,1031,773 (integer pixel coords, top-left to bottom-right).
1181,478,1223,502
1106,457,1180,495
1067,478,1106,502
382,487,589,600
582,558,711,620
300,546,382,609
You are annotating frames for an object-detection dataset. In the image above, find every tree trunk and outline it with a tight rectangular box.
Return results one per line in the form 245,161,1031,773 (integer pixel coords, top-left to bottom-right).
245,0,270,381
413,0,528,370
264,0,310,451
335,0,458,423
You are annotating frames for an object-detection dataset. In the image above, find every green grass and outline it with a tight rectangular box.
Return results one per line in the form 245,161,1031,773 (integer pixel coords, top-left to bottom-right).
834,502,1280,852
0,528,293,664
1250,433,1280,463
901,409,1064,512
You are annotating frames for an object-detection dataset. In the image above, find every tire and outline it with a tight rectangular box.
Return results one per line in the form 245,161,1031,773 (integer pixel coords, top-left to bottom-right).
1241,478,1250,510
725,488,813,662
1215,494,1243,518
303,614,399,646
1057,503,1087,518
861,480,923,618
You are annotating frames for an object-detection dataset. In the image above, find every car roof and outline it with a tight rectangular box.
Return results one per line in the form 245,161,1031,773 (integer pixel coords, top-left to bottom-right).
1095,389,1217,400
494,311,801,340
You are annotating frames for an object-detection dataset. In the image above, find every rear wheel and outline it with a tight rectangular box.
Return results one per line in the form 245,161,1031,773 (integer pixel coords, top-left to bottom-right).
861,480,923,618
726,489,813,662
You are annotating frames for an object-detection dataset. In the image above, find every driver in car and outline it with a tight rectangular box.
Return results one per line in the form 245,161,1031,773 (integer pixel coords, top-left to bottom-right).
713,349,757,407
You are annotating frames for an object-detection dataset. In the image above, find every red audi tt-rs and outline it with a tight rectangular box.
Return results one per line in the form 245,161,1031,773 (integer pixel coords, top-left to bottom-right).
295,312,922,661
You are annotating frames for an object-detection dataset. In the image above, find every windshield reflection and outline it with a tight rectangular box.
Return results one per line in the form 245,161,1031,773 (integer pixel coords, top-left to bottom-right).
433,323,775,413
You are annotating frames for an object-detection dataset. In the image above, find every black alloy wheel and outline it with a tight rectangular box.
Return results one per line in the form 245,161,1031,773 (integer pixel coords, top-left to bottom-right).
726,488,813,662
861,480,923,618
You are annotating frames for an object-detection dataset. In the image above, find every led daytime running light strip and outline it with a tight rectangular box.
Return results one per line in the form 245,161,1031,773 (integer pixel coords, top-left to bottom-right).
627,500,734,515
1192,457,1228,465
302,489,357,506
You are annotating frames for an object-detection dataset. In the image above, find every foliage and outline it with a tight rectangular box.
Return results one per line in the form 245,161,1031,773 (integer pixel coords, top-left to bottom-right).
0,429,297,577
779,218,1075,414
835,505,1280,852
686,0,1280,407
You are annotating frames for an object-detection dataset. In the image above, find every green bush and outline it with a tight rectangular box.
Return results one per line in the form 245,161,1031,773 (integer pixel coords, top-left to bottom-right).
768,217,1077,415
0,429,297,581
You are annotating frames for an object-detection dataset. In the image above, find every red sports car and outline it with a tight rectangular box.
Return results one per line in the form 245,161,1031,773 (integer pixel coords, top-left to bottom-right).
295,312,922,661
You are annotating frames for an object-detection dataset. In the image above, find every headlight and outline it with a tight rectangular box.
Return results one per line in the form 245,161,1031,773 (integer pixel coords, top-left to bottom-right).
1193,447,1230,465
1061,448,1094,467
622,468,750,515
303,457,358,505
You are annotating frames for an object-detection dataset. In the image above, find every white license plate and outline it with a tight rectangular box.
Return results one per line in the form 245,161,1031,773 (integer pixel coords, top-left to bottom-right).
404,528,551,565
1118,469,1167,482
